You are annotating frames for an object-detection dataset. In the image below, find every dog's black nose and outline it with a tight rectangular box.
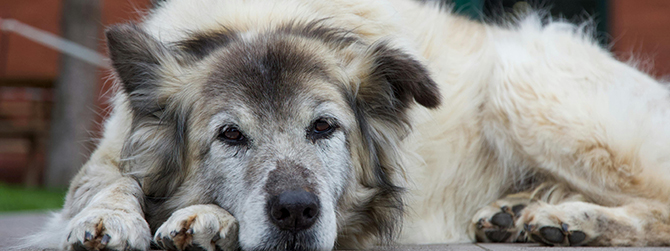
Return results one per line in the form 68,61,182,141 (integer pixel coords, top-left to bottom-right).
268,189,320,232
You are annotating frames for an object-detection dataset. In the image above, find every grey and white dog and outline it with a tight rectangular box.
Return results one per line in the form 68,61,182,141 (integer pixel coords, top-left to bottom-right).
25,0,670,250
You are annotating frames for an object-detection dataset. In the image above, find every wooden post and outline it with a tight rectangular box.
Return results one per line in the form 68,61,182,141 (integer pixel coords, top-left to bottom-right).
45,0,101,188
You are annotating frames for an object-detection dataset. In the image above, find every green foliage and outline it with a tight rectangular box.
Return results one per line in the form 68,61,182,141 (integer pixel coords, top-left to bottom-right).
452,0,484,19
0,183,66,212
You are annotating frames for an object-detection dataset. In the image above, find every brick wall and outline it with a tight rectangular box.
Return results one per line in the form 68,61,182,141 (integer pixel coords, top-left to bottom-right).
611,0,670,77
0,0,151,185
0,86,52,185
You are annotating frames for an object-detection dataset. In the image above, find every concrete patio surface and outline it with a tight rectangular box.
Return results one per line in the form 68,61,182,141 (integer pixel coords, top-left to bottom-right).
1,212,666,251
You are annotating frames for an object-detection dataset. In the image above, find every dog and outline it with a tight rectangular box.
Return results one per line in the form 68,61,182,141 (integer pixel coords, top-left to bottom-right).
25,0,670,250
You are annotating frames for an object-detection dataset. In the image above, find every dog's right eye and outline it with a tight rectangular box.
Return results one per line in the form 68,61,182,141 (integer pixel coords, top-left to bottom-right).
218,126,246,144
307,118,338,142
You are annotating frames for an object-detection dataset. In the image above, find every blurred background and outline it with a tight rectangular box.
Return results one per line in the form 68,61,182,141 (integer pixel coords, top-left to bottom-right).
0,0,668,213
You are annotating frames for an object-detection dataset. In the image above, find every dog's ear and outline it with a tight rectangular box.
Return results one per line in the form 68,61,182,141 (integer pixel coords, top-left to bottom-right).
357,42,441,112
106,23,170,113
106,24,188,199
343,42,441,243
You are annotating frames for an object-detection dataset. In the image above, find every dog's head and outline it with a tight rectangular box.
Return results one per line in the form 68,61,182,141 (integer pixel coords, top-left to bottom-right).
107,21,440,250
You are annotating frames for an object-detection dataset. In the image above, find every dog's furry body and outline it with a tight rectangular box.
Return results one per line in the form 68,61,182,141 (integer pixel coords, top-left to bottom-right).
25,0,670,250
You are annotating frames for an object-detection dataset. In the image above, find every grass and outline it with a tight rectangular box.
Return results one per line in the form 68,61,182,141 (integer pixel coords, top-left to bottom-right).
0,183,67,212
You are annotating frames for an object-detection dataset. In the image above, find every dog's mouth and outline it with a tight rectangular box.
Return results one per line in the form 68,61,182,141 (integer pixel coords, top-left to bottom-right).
259,229,321,251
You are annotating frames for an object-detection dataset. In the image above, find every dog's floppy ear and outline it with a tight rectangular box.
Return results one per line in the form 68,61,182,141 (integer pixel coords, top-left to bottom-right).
343,42,441,243
106,24,188,199
352,41,442,128
358,41,441,111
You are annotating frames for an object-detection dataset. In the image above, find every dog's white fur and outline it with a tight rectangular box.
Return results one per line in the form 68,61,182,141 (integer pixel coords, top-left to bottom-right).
23,0,670,249
394,0,670,244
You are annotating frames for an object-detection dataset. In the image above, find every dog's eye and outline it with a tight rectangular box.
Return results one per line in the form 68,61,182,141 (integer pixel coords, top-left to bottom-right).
308,118,337,141
219,126,246,144
314,120,332,133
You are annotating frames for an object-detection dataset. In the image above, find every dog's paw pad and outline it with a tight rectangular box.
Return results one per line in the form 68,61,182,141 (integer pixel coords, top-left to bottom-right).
490,211,514,228
158,234,177,250
473,202,528,243
525,223,588,246
511,204,526,216
484,229,512,242
568,230,587,245
538,226,564,244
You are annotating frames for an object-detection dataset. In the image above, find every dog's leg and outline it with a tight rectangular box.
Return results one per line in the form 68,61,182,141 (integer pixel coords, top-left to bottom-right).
154,204,238,251
473,183,670,246
62,175,151,251
478,27,670,245
520,198,670,246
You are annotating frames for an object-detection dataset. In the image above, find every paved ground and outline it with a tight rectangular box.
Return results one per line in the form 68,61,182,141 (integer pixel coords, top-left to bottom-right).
1,212,666,250
0,211,52,250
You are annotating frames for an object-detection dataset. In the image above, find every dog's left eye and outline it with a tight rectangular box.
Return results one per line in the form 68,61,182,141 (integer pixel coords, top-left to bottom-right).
314,120,332,132
218,126,247,145
308,118,337,141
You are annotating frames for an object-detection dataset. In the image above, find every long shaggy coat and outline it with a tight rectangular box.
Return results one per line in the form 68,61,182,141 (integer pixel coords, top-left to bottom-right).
22,0,670,250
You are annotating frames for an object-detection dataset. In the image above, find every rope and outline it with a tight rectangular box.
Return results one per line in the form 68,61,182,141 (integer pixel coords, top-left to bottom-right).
0,18,110,69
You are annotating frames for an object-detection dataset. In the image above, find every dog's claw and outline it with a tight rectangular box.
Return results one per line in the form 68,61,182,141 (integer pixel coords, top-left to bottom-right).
561,223,569,232
84,231,93,241
476,218,485,229
101,234,111,245
212,233,221,242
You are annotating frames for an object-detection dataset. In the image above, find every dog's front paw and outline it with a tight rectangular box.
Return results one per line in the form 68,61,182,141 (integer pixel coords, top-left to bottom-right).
64,207,151,251
154,204,238,251
472,196,529,243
